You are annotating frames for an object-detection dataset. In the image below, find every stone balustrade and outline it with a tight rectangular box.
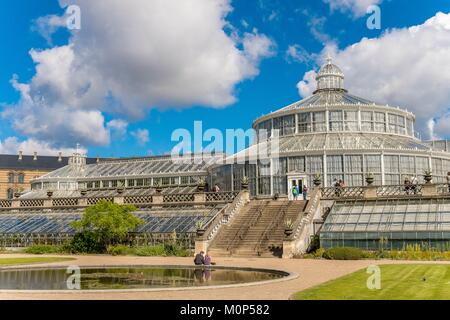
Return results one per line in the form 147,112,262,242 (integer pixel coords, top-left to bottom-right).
320,183,450,200
0,191,240,210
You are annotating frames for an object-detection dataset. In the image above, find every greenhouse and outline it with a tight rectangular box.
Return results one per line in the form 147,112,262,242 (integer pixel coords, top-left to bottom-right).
210,58,450,198
320,198,450,250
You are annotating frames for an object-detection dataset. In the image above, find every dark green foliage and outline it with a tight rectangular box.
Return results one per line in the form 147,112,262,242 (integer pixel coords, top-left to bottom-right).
322,247,365,260
70,201,143,252
23,244,65,254
69,232,105,253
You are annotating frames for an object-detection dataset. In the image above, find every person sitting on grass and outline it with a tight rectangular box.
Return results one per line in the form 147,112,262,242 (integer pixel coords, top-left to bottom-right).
194,251,205,265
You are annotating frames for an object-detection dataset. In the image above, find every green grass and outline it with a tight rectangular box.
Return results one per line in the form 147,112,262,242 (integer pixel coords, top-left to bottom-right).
293,264,450,300
0,257,74,266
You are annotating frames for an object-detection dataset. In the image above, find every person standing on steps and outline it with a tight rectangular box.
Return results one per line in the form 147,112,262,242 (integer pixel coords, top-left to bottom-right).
292,182,298,200
302,185,308,200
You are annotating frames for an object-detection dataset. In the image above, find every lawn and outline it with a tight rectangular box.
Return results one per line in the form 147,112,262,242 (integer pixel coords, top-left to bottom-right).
293,264,450,300
0,257,74,266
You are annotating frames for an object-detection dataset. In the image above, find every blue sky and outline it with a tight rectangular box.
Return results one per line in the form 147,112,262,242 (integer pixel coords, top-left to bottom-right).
0,0,450,158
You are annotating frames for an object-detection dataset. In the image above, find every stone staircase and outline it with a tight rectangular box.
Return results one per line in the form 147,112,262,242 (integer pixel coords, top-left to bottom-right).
207,199,307,257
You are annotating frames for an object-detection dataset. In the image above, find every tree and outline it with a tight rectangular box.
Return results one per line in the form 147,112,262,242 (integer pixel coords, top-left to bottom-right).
71,201,143,251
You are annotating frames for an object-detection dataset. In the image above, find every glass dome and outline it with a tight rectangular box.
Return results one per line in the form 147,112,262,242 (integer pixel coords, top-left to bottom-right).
314,57,345,92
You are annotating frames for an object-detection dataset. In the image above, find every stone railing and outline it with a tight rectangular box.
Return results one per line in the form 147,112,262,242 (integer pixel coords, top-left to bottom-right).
205,190,249,241
376,185,423,197
283,187,322,258
0,200,12,208
436,184,450,195
20,199,45,208
124,195,153,205
87,197,114,205
320,183,449,200
205,191,239,203
162,193,195,203
0,191,240,211
194,190,250,253
290,188,321,241
321,186,365,199
52,198,79,207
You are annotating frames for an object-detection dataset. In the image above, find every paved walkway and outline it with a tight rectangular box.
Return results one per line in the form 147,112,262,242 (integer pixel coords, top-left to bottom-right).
0,254,448,300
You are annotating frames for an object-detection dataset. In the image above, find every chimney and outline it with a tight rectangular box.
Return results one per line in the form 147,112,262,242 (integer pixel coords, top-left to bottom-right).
18,151,23,161
58,152,62,162
33,152,37,161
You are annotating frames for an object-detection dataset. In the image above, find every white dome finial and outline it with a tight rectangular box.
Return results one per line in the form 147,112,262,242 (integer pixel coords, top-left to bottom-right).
314,56,345,93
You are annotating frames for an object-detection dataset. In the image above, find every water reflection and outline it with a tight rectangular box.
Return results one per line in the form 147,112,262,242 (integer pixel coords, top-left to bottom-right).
0,266,286,290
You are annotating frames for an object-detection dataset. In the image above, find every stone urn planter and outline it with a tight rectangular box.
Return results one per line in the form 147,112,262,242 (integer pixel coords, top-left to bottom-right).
241,176,249,190
424,171,433,184
80,189,87,196
197,178,206,192
313,173,322,187
155,184,163,194
196,229,206,237
365,174,375,186
195,221,205,237
13,192,21,199
46,191,53,198
116,187,124,194
284,219,294,237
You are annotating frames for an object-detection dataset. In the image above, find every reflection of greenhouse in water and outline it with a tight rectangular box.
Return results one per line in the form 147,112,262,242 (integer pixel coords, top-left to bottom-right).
211,58,450,198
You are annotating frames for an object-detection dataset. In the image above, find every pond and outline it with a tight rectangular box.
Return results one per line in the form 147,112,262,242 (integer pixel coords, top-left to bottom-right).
0,265,289,290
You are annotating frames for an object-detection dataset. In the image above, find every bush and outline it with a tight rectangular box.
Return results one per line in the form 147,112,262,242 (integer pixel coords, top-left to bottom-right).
312,247,326,258
163,243,190,257
134,244,167,256
105,244,191,257
71,201,142,252
69,232,104,254
107,244,132,256
23,244,65,254
323,247,365,260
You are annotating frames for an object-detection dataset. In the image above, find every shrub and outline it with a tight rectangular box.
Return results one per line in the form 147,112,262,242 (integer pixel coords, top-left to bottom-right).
323,247,365,260
134,244,167,256
23,244,64,254
163,243,190,257
132,244,191,257
312,247,326,258
107,244,132,256
69,232,104,254
71,201,143,252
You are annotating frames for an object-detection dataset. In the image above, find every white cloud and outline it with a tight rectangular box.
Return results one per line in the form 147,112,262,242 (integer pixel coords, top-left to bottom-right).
297,12,450,139
0,137,85,156
107,119,128,139
32,14,66,45
297,70,317,97
131,129,150,145
286,44,314,64
323,0,383,18
6,0,275,149
307,16,331,44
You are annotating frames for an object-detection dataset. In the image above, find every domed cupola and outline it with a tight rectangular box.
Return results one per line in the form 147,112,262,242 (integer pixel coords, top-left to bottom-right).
314,56,346,94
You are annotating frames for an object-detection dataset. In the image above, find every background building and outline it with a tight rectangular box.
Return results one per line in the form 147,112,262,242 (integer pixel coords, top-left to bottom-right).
0,152,99,199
